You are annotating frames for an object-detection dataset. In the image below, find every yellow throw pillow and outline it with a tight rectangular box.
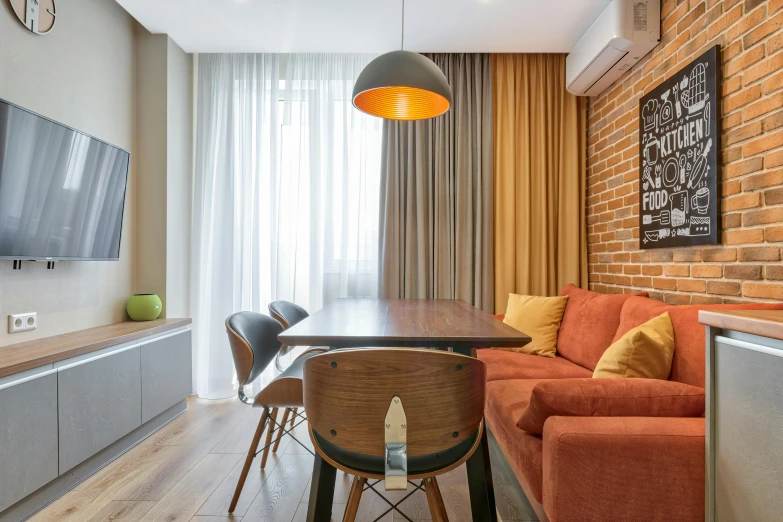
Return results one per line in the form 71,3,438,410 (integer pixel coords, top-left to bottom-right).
593,312,675,379
501,294,568,358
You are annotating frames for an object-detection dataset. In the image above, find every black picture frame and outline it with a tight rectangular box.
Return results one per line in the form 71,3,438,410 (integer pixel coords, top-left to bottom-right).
639,45,720,249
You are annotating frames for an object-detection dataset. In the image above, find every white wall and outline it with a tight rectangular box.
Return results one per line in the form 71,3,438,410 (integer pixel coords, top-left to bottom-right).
0,0,137,346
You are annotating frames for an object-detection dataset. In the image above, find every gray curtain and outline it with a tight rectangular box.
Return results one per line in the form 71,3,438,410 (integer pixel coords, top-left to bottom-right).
378,53,494,312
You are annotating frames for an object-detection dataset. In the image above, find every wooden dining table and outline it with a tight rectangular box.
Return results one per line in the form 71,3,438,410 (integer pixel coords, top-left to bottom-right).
279,298,532,522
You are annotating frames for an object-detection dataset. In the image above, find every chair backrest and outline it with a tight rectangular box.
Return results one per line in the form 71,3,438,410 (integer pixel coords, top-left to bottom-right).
268,301,310,330
226,312,283,387
303,348,486,457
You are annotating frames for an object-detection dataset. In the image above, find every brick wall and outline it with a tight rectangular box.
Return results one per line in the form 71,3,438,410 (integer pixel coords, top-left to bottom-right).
587,0,783,304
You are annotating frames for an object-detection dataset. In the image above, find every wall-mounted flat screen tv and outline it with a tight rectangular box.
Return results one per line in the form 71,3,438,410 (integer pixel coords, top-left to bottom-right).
0,99,130,261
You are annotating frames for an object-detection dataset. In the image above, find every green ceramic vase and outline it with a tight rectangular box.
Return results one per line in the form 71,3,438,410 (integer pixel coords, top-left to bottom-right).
127,294,162,321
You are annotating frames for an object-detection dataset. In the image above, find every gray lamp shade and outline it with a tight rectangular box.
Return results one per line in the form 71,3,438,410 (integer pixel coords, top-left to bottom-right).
352,51,453,120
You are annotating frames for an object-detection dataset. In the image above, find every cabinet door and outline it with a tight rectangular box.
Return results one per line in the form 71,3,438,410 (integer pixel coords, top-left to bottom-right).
713,336,783,522
141,330,192,423
58,346,141,474
0,371,59,512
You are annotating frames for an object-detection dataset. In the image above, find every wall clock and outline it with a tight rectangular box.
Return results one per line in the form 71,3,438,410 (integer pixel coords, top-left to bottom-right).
9,0,56,35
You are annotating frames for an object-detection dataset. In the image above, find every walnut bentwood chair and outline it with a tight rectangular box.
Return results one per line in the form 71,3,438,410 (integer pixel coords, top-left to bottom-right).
302,348,487,522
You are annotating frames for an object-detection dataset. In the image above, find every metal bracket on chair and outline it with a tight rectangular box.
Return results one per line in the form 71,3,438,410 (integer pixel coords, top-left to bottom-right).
237,384,256,405
385,396,408,491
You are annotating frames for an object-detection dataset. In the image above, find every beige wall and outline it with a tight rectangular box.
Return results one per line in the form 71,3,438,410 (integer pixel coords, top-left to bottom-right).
165,38,193,318
0,0,137,346
134,31,193,319
135,32,168,310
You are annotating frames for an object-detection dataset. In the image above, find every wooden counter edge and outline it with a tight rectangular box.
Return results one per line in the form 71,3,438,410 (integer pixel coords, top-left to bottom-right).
699,309,783,342
0,318,192,379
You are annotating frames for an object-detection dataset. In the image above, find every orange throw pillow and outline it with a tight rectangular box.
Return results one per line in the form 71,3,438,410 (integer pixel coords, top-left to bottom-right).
517,378,705,435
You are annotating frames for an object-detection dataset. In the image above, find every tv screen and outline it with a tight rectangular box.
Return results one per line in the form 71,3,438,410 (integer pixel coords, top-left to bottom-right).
0,99,130,260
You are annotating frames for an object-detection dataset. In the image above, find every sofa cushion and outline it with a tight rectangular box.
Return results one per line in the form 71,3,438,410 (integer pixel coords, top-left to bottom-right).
593,312,675,379
477,349,592,381
485,379,546,503
517,378,706,435
556,285,648,371
614,297,783,387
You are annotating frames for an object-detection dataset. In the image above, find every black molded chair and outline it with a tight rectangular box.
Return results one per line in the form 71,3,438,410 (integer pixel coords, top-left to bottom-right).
268,300,311,331
269,300,316,364
268,300,328,433
225,311,320,513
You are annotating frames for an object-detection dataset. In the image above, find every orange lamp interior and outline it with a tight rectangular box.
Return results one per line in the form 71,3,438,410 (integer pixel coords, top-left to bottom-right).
353,86,450,120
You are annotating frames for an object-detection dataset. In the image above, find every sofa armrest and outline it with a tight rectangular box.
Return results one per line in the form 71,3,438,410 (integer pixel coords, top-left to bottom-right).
543,416,704,522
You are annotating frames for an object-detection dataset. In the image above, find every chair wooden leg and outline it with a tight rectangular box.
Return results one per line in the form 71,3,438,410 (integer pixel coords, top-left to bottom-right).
273,408,291,452
260,407,278,469
342,475,366,522
290,407,298,428
229,408,269,513
425,476,449,522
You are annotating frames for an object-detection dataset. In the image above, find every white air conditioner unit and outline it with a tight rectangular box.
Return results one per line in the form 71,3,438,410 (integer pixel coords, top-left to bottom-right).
566,0,660,97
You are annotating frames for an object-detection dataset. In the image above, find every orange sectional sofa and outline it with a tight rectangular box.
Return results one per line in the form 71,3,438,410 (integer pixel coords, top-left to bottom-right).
478,285,783,522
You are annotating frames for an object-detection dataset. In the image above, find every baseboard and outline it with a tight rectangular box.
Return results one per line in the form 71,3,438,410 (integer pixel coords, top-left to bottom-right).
0,399,187,522
486,426,550,522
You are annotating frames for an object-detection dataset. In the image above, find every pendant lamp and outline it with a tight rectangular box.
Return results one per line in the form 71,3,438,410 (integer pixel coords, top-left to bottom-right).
352,0,452,120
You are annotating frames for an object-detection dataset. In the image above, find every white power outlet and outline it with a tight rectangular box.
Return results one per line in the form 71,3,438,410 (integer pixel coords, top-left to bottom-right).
9,312,37,334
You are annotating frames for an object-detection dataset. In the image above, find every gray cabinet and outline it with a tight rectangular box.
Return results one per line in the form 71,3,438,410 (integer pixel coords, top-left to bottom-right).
0,324,191,519
57,346,142,474
706,329,783,522
141,330,192,423
0,371,59,512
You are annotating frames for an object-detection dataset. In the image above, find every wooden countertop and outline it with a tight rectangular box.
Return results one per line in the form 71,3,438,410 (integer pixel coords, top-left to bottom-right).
0,318,192,379
699,310,783,342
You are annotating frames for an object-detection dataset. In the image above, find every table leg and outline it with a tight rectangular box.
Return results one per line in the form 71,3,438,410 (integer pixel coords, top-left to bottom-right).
466,428,498,522
307,453,336,522
453,345,497,522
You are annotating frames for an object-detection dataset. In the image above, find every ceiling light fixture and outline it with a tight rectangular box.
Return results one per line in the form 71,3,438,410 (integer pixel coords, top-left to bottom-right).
352,0,452,120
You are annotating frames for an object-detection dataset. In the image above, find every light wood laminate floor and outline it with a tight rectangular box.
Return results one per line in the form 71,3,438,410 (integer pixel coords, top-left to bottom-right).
31,396,534,522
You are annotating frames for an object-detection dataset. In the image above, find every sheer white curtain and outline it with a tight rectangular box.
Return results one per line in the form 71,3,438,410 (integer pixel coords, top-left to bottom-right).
192,53,381,399
278,53,381,308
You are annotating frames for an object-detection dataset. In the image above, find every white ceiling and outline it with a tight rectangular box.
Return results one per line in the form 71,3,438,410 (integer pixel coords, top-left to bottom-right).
116,0,612,54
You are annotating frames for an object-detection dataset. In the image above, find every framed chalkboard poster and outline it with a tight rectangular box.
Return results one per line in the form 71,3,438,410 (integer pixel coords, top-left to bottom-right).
639,45,720,249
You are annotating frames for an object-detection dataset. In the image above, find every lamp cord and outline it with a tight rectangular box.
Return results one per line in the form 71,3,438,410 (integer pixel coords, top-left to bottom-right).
400,0,405,50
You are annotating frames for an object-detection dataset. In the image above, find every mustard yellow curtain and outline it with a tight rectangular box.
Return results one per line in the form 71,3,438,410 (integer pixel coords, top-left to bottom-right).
493,54,587,313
